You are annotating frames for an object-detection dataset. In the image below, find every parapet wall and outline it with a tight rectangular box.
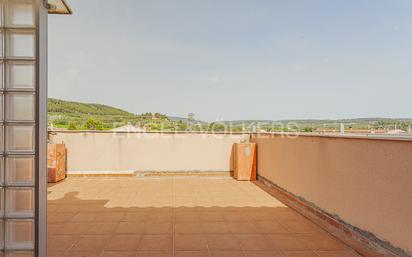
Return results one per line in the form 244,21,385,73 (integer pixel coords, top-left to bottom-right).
49,131,247,173
251,133,412,256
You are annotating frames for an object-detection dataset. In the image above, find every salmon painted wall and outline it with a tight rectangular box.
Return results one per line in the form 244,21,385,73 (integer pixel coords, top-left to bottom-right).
251,134,412,255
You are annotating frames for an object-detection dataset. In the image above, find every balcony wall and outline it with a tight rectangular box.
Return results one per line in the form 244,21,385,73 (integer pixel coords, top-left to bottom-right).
49,131,247,173
251,134,412,255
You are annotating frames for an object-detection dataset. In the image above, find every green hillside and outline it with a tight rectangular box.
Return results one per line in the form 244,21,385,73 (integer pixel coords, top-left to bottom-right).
48,98,171,130
48,98,411,133
49,98,134,117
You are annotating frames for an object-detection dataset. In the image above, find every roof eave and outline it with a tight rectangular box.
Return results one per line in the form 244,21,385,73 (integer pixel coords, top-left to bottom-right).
47,0,73,15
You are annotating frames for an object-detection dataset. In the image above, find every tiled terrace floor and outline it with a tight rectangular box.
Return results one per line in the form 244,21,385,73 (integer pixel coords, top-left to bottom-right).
48,177,361,257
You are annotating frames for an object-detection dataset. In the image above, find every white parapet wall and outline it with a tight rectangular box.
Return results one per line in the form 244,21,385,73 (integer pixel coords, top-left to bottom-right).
49,131,248,173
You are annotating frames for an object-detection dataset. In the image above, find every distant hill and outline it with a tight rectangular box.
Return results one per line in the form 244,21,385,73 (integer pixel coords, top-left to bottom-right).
223,118,412,125
49,98,135,117
48,98,411,132
221,118,412,132
48,98,170,130
168,116,207,124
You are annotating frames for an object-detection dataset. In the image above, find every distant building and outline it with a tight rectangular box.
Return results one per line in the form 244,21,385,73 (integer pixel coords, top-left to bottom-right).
386,129,406,134
112,123,146,132
187,113,195,131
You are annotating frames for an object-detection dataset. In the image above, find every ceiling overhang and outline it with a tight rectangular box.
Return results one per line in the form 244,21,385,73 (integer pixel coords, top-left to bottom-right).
47,0,73,15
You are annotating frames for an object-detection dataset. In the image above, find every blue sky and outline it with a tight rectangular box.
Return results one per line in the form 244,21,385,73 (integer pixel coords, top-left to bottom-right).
49,0,412,121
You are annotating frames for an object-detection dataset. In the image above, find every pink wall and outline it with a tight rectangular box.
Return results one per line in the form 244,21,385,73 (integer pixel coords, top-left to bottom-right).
251,134,412,255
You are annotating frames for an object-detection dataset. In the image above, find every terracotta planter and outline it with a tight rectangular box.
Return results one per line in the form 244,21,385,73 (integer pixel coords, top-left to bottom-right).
232,143,257,181
48,144,67,183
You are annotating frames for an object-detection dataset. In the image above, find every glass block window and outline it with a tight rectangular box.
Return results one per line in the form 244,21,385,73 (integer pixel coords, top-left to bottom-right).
0,1,36,256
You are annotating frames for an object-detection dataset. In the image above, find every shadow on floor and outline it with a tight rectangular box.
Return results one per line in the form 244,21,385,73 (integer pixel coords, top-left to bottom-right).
48,191,361,257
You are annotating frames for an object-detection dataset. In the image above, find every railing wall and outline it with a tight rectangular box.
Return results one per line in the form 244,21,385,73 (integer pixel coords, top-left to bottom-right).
49,131,247,173
251,134,412,255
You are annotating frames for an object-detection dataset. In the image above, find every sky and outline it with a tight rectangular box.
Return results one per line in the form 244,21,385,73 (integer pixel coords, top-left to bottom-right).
49,0,412,121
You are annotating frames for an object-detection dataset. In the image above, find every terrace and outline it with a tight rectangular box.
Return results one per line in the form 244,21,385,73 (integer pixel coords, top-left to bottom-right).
47,177,357,257
46,131,412,257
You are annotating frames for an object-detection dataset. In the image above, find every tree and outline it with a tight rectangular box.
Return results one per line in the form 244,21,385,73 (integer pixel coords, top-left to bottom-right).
303,127,313,132
68,122,78,130
85,118,104,130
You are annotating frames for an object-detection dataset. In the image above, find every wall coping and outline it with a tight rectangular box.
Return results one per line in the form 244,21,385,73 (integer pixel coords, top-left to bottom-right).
48,130,412,142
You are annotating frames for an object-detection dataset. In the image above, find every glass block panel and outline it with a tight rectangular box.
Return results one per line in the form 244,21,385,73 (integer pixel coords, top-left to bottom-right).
0,158,3,185
5,0,35,27
0,0,3,27
5,188,34,218
0,126,3,153
0,32,3,59
5,157,34,186
0,94,3,121
0,188,3,217
6,251,34,257
5,93,35,121
6,62,34,90
0,62,3,89
5,219,34,250
6,30,35,59
5,126,34,153
0,220,4,249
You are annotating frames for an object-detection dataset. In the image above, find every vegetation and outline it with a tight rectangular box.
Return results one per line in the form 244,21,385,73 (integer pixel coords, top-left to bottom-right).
48,98,412,133
48,98,170,131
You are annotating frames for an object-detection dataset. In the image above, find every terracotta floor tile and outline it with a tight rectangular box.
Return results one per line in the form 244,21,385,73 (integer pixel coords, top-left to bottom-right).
224,212,251,222
146,213,173,222
297,234,349,251
229,222,260,234
244,251,285,257
62,251,102,257
202,221,232,234
56,205,83,213
174,222,203,234
48,204,61,212
96,212,126,222
48,235,79,252
210,250,246,257
48,223,63,235
70,235,111,251
272,210,304,222
265,235,308,251
254,221,290,234
207,234,242,250
70,213,100,222
101,252,137,257
144,222,173,234
86,222,119,235
48,178,368,257
124,212,148,222
104,235,141,251
175,212,199,222
281,220,323,234
199,211,225,221
248,211,277,221
236,235,272,251
174,251,209,257
47,251,65,257
55,222,93,235
282,251,319,257
138,235,173,251
175,234,208,251
48,213,77,223
116,222,145,234
136,252,173,257
315,250,361,257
